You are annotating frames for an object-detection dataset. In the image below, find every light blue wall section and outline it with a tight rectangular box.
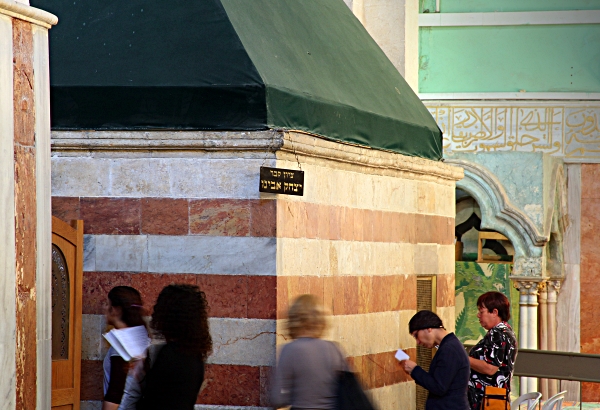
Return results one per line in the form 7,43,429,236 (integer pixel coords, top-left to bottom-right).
420,0,600,13
447,152,547,231
419,25,600,93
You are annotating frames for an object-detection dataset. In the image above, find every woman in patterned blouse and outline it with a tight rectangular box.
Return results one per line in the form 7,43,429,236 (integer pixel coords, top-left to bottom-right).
468,291,518,410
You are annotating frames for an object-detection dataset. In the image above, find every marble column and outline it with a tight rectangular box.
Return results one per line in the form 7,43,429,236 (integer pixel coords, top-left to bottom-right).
0,3,56,409
538,282,548,398
515,279,541,395
546,279,561,397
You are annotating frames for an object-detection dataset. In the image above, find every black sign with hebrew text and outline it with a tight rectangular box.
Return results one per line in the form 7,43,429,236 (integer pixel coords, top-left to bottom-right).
259,166,304,196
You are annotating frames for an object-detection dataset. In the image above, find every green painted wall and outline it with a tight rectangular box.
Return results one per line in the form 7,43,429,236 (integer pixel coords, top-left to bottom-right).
420,0,599,13
419,24,600,93
455,262,519,344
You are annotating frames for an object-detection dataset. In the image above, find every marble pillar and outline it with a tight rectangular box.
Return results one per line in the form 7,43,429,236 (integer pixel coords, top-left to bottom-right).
515,279,541,394
538,282,548,398
546,280,561,397
0,3,56,409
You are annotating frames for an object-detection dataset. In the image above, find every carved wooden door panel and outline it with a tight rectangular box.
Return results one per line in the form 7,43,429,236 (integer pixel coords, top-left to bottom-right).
51,217,83,410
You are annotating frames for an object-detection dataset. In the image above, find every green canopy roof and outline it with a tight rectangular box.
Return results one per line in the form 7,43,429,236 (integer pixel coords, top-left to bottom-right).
33,0,442,159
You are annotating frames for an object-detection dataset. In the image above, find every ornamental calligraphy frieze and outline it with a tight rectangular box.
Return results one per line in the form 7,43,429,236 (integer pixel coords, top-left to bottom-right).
425,102,600,161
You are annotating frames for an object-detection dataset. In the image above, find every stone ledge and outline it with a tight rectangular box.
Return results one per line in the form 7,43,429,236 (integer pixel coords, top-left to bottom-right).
281,131,464,182
51,130,284,151
51,129,463,182
0,0,57,27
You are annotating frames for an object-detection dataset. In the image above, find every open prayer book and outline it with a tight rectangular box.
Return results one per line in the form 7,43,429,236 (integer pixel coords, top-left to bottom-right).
103,325,150,361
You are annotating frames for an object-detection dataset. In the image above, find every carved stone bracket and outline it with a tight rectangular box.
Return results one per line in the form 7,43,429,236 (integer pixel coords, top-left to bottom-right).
513,257,544,277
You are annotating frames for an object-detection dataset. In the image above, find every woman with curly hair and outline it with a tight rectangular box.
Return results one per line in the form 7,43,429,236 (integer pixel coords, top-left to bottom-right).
136,284,212,410
103,286,147,410
271,294,348,409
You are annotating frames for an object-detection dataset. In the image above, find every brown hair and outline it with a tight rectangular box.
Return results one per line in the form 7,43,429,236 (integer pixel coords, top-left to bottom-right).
477,291,511,322
287,294,327,339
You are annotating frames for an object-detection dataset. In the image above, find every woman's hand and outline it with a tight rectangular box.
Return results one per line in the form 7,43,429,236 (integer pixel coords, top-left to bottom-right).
469,357,498,376
400,359,417,375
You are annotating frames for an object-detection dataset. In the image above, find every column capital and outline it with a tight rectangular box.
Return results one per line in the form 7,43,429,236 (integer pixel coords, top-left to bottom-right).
546,278,562,293
512,279,543,296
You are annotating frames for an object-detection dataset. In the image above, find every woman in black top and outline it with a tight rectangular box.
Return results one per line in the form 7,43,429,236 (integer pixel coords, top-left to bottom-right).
467,292,517,410
136,284,212,410
400,310,470,410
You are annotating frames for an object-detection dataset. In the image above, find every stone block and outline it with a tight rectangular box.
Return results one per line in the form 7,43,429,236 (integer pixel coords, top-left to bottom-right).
131,273,198,312
51,158,111,197
80,197,141,235
207,318,276,366
110,158,171,197
196,274,248,319
82,271,132,315
95,235,148,272
83,234,96,272
414,244,439,275
247,276,277,319
81,314,106,360
141,198,189,235
52,197,80,222
147,236,276,275
249,200,276,238
199,364,260,406
190,199,250,236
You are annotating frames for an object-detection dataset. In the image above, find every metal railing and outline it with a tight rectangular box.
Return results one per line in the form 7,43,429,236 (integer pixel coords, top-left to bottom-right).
512,349,600,409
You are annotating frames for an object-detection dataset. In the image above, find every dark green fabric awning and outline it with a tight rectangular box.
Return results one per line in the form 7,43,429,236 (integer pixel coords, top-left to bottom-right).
33,0,442,159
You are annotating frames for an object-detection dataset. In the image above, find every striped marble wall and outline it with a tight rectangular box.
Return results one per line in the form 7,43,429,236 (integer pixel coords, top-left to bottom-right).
273,133,459,408
50,130,462,409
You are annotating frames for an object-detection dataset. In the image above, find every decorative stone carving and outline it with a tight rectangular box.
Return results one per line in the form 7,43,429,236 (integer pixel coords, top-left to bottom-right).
425,101,600,163
513,257,544,277
513,279,542,296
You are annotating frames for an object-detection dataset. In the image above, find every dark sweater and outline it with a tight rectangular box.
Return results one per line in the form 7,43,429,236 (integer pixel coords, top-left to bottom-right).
136,343,205,410
411,333,470,410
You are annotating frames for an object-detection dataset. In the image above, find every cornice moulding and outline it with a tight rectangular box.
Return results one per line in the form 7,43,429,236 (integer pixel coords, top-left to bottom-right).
281,131,464,182
0,0,57,27
51,130,464,183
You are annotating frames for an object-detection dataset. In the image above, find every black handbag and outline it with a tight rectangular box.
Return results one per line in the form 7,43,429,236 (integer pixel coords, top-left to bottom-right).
335,370,377,410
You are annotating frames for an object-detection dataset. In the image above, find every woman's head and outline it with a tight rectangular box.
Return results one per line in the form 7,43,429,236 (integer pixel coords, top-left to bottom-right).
151,284,212,359
287,294,326,339
477,291,510,329
408,310,446,349
107,286,145,328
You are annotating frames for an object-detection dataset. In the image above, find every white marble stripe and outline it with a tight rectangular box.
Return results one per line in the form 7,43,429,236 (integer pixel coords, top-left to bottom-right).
277,238,454,277
50,155,456,217
85,235,277,275
419,10,600,27
82,315,277,366
33,24,51,410
420,92,600,101
0,13,16,410
368,380,415,410
277,310,417,358
275,159,456,217
51,157,268,199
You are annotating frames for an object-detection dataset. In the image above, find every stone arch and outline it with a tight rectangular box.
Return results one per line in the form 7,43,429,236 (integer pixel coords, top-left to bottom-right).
445,159,548,274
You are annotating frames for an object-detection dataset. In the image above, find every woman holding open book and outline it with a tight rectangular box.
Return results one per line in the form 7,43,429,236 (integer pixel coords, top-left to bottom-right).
103,286,147,410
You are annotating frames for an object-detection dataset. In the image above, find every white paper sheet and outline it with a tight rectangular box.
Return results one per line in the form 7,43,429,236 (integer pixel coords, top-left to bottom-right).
395,349,410,361
103,325,150,361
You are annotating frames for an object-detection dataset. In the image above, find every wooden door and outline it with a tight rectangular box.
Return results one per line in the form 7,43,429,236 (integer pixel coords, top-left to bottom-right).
51,217,83,410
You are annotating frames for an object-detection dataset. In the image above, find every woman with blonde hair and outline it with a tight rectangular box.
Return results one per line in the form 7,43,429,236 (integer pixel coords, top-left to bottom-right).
271,294,348,409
